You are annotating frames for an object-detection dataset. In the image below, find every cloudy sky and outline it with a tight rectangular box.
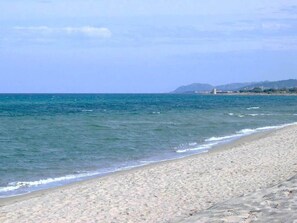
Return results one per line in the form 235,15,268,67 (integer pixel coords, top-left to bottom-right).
1,0,297,93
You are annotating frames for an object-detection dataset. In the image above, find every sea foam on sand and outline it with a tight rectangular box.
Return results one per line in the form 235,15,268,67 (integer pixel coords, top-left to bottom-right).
1,124,297,223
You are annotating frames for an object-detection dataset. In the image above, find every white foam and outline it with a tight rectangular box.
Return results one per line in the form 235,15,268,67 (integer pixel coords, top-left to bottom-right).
237,128,255,134
247,107,260,110
177,122,297,155
152,111,161,114
176,142,218,153
248,113,274,117
228,113,245,118
257,126,281,131
0,185,21,193
1,157,182,195
205,134,240,142
82,109,93,112
0,171,101,193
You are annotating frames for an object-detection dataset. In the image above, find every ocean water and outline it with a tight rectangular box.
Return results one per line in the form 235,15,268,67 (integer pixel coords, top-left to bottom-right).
0,94,297,197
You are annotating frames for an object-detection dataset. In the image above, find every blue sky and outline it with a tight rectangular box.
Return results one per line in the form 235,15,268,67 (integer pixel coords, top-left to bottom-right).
0,0,297,93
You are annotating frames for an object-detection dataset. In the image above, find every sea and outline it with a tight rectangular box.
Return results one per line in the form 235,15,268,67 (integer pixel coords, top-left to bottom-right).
1,94,297,197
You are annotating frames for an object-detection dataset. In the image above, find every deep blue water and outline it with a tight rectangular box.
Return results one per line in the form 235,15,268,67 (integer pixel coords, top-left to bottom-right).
0,94,297,197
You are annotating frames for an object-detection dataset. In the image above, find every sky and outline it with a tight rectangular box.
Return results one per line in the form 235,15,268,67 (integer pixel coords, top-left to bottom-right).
0,0,297,93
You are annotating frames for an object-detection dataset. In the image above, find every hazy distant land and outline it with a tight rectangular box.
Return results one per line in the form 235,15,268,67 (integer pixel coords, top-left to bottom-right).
173,79,297,94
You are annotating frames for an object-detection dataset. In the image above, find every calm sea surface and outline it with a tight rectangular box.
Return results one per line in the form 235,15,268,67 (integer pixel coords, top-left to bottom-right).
1,94,297,197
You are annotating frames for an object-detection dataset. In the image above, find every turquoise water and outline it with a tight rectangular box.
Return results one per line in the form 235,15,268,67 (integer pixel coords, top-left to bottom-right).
0,94,297,197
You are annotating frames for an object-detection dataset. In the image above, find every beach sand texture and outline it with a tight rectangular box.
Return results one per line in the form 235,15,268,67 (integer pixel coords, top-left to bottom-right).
180,174,297,223
1,125,297,223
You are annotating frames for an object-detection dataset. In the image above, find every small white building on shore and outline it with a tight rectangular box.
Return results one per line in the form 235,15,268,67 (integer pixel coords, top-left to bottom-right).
211,88,217,95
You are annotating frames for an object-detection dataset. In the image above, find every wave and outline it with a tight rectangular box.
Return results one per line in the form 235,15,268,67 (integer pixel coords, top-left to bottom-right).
205,134,240,142
247,107,260,110
0,156,183,196
248,114,259,117
228,113,277,117
178,122,297,154
237,125,289,134
0,171,102,194
228,113,289,118
176,143,216,153
0,155,187,196
228,113,245,118
247,113,274,117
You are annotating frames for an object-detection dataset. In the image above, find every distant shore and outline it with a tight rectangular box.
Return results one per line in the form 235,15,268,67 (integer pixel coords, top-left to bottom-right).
215,93,297,96
171,92,297,96
1,124,297,222
176,92,297,96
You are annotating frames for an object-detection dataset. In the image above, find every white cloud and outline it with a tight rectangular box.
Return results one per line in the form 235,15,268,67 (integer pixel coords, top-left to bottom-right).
261,23,291,31
13,26,112,38
64,27,112,38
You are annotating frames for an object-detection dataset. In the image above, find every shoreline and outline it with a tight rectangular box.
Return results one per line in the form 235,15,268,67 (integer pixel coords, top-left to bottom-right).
1,124,297,222
0,123,288,203
1,122,294,200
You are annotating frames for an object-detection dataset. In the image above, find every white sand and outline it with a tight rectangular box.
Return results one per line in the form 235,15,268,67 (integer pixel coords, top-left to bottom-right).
1,125,297,223
180,174,297,223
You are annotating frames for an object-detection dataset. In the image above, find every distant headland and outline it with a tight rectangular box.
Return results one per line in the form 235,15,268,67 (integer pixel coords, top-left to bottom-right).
172,79,297,95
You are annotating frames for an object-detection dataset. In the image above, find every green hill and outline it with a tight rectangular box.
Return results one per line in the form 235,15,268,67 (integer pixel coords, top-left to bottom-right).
173,83,214,93
240,79,297,90
172,79,297,93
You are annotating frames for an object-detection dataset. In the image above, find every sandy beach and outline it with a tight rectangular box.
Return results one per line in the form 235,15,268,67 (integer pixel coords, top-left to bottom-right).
1,124,297,223
180,174,297,223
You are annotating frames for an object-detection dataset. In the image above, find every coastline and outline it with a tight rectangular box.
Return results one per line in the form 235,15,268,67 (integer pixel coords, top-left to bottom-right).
0,125,277,204
2,122,294,199
1,124,297,222
190,93,297,96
